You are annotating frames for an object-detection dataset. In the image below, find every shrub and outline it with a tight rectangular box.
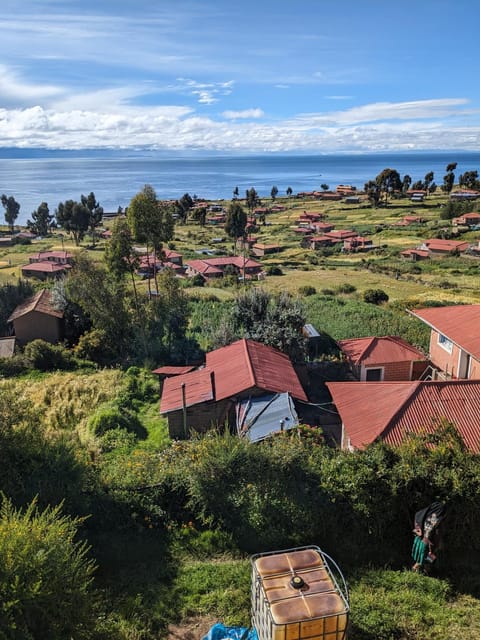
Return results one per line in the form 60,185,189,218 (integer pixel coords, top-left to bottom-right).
0,496,96,639
335,283,357,294
23,339,75,371
363,288,389,305
191,274,205,287
320,288,335,296
298,285,316,296
266,265,283,276
87,404,146,439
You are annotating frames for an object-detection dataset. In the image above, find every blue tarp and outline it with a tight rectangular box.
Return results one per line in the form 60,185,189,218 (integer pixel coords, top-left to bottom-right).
202,623,258,640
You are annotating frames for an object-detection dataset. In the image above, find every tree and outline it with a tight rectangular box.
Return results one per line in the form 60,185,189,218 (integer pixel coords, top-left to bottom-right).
126,185,175,297
176,192,194,224
402,175,412,194
225,201,247,253
233,186,239,200
375,168,402,205
81,192,103,246
104,217,140,302
458,170,480,190
424,171,434,195
271,185,278,202
0,279,35,335
364,180,381,207
66,252,132,362
1,194,20,232
286,186,293,198
320,183,330,191
442,172,455,194
0,495,96,639
442,163,457,193
245,187,260,214
26,202,54,236
229,288,307,361
55,199,90,245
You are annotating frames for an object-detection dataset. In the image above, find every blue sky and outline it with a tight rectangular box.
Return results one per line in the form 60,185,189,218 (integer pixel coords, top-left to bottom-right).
0,0,479,153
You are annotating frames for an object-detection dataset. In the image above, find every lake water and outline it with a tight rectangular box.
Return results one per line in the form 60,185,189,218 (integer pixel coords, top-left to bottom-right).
1,150,480,226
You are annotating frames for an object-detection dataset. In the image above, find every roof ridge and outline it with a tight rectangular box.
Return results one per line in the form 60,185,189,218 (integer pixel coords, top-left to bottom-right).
243,338,257,387
357,336,376,363
381,380,422,438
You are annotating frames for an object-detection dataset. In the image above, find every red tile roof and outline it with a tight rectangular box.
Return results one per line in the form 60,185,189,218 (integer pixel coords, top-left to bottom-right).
7,289,64,322
409,305,480,360
22,261,72,273
325,229,357,240
326,380,480,452
161,338,307,413
423,239,470,252
338,336,426,366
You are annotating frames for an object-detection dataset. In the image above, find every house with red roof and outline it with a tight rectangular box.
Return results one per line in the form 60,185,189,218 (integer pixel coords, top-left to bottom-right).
160,338,308,438
419,239,470,256
343,235,374,252
21,250,74,280
409,305,480,380
185,256,264,282
326,380,480,452
338,336,429,381
7,289,64,345
452,212,480,227
399,248,430,262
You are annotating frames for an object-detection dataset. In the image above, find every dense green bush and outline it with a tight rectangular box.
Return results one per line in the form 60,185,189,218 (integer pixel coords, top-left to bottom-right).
23,339,76,371
363,288,389,304
0,496,96,640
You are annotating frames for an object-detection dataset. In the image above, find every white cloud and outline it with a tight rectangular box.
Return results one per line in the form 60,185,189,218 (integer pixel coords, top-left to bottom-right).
0,64,63,105
292,99,472,126
222,108,264,119
0,98,478,153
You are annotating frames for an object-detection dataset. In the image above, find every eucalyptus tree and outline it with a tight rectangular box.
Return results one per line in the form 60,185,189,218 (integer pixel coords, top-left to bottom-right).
245,187,260,214
1,194,20,232
402,175,412,194
225,200,247,254
126,184,174,297
81,192,103,246
375,168,402,205
55,199,90,245
27,202,55,236
442,163,457,193
271,185,278,202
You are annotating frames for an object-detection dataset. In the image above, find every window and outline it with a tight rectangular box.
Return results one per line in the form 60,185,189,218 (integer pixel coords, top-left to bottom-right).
365,367,383,381
438,333,453,353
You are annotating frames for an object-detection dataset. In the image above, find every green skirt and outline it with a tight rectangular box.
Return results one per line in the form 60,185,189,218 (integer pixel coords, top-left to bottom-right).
412,535,429,565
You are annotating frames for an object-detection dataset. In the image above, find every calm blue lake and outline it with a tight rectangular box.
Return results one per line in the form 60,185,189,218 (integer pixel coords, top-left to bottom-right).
1,150,479,226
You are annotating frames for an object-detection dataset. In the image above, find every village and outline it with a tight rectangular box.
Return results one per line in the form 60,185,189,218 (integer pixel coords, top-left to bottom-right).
1,177,480,640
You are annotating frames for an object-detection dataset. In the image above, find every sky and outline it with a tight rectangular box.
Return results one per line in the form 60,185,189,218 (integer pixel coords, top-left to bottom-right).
0,0,479,154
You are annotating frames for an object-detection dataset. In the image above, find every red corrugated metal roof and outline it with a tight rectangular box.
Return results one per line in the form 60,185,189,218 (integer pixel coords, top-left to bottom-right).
206,339,308,402
326,381,416,449
384,381,480,451
7,289,64,322
160,339,308,414
160,368,214,413
410,305,480,360
327,380,480,452
338,336,426,366
152,365,195,376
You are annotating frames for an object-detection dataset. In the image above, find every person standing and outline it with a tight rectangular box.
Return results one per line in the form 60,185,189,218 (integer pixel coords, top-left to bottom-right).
411,502,447,572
